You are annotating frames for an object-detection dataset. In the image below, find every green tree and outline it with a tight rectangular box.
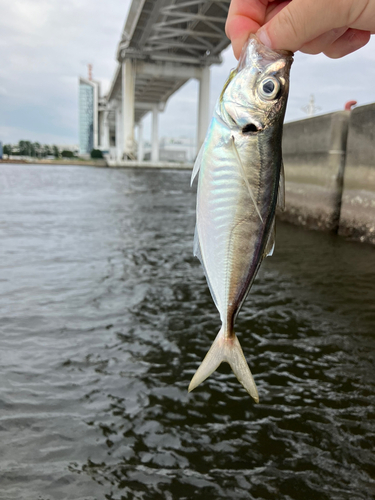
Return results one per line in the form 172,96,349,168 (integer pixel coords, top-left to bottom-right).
42,145,52,157
34,142,41,158
18,140,36,157
90,149,103,159
61,150,74,158
3,144,12,155
52,145,60,158
18,140,27,156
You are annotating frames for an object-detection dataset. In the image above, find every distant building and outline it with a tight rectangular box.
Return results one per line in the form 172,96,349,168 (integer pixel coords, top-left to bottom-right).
159,149,186,162
78,78,100,155
160,137,196,162
142,137,196,163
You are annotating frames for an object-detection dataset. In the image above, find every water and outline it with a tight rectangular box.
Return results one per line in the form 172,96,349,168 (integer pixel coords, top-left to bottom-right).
0,164,374,500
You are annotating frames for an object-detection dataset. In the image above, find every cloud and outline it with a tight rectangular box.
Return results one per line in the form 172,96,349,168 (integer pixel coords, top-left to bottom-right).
0,125,75,145
0,0,131,144
285,46,375,122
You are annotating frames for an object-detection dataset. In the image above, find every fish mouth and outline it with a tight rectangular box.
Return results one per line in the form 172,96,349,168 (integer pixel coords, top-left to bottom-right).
238,34,294,73
249,33,294,58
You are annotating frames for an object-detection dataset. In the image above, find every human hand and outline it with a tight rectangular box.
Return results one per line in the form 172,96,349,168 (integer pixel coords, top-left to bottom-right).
226,0,373,59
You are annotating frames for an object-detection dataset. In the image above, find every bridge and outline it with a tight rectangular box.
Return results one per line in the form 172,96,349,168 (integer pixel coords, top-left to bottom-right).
99,0,231,163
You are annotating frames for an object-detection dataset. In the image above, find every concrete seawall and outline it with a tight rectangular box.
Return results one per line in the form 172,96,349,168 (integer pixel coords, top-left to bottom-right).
281,103,375,245
338,104,375,244
281,111,349,232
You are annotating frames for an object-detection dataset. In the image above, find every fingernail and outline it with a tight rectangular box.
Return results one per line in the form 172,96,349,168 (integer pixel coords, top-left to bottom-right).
257,28,272,48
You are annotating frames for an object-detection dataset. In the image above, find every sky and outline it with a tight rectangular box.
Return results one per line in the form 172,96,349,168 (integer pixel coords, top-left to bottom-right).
1,0,375,147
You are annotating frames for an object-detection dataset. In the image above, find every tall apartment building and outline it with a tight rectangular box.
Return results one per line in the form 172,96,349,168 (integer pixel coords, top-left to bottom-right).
78,78,100,155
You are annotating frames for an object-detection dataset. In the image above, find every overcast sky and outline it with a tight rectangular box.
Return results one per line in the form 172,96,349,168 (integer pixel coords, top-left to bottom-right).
1,0,375,146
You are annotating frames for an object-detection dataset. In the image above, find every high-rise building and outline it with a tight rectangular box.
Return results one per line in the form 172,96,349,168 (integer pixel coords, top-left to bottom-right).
78,78,100,155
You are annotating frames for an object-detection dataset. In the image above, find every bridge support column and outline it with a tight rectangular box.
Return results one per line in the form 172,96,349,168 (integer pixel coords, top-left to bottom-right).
197,66,211,152
122,59,135,159
98,111,104,149
152,105,159,162
138,121,144,162
115,105,122,160
103,111,110,151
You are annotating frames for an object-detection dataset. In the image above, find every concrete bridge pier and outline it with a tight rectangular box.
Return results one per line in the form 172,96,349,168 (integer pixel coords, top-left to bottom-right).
137,121,144,162
122,59,136,159
102,111,110,151
115,104,123,160
152,105,159,163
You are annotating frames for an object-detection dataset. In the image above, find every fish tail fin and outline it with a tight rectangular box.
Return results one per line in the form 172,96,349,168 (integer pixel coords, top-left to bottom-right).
188,327,259,403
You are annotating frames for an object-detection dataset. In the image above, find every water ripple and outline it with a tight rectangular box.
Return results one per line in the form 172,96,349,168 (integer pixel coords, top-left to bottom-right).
0,164,374,500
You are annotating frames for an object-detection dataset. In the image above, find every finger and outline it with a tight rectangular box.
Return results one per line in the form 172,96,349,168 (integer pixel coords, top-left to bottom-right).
226,15,262,59
323,28,371,58
257,0,371,52
225,0,267,59
264,0,292,23
299,27,348,55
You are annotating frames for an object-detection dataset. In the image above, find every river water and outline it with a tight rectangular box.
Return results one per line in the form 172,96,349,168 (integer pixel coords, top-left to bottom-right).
0,164,374,500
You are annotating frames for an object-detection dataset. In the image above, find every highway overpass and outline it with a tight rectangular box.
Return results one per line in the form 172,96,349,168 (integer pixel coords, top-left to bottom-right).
96,0,231,162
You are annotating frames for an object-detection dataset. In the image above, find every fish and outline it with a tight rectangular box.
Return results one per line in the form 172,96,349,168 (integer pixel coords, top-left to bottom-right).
189,35,293,402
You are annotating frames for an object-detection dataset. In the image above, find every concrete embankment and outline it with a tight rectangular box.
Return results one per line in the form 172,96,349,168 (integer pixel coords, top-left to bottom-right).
281,103,375,245
338,104,375,244
281,111,349,232
106,159,192,170
0,159,107,167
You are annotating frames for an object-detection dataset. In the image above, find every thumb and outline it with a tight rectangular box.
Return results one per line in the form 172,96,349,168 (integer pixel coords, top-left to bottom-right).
258,0,347,52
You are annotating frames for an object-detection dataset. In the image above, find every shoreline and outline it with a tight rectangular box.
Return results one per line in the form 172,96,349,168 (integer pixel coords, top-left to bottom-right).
0,158,107,167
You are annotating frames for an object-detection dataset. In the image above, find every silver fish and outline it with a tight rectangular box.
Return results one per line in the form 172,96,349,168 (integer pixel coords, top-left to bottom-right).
189,35,293,402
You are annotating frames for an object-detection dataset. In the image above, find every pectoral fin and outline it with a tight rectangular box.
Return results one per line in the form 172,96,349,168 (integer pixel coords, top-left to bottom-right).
264,218,276,257
194,225,219,310
191,142,205,186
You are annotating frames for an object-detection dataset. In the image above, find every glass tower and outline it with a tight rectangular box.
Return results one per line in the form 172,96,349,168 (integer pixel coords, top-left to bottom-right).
79,78,99,155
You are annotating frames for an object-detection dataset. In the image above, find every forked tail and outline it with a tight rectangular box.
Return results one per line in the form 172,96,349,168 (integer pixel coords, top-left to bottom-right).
188,327,259,403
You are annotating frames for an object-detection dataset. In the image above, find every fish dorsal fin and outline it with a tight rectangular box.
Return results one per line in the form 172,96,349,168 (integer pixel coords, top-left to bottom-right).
191,142,205,186
264,217,276,257
277,161,285,211
194,225,219,310
231,136,263,223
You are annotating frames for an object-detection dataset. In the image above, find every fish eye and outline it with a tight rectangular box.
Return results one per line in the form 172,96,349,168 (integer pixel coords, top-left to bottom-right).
259,77,280,100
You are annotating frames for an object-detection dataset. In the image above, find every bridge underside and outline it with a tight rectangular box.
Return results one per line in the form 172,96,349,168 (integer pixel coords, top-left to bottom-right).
98,0,231,162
